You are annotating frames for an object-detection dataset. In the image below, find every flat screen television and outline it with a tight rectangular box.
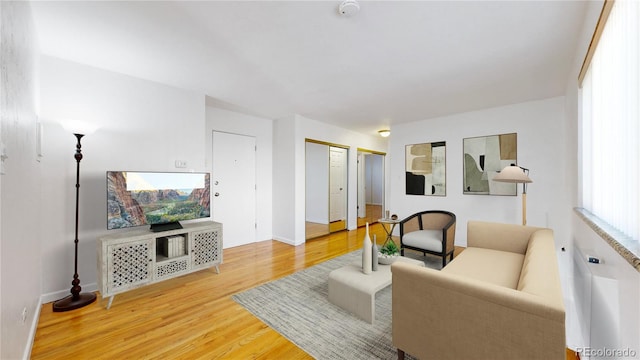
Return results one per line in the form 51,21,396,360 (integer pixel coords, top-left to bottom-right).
107,171,210,232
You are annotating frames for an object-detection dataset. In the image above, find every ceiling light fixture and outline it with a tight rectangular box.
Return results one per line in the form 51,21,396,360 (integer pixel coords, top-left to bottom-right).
338,0,360,17
378,130,391,137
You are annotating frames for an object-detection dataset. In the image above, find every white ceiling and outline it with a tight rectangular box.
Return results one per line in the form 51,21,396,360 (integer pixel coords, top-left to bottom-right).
31,1,591,136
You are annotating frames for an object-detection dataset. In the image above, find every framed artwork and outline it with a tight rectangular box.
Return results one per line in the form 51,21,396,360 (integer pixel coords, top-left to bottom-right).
405,141,446,196
463,133,517,195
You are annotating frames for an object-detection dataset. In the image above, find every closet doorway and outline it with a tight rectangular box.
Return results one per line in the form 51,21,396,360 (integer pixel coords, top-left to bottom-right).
305,140,349,240
357,149,386,228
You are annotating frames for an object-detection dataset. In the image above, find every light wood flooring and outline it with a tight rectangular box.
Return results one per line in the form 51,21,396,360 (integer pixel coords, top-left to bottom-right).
304,220,329,239
304,220,347,239
305,204,382,240
357,204,383,228
32,224,427,359
31,226,576,359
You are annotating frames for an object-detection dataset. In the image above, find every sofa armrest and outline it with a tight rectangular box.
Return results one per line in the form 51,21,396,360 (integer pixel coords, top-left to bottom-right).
467,221,544,254
391,262,565,360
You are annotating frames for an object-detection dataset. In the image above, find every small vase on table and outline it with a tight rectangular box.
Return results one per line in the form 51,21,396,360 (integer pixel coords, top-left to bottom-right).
362,222,372,274
372,235,378,271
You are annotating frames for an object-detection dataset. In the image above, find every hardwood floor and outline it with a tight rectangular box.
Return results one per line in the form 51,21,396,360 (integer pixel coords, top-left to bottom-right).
32,226,574,359
305,203,380,240
32,223,424,359
357,204,383,228
304,220,330,239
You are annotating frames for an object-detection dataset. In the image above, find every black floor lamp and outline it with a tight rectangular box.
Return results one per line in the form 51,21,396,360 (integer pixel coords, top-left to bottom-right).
53,132,97,312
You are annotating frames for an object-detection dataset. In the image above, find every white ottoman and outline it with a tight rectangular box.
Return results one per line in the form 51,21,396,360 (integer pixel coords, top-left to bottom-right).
328,256,425,323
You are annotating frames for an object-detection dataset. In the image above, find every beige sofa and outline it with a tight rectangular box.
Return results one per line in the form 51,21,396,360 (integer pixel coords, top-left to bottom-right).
391,221,565,360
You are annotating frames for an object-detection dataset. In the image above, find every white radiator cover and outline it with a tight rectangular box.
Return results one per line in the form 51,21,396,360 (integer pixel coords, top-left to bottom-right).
573,246,623,359
571,213,639,360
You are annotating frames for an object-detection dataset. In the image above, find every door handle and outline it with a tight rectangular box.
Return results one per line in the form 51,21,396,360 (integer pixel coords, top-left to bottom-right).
214,192,220,197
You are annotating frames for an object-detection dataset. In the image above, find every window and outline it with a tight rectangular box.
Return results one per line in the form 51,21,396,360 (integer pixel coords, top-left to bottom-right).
580,0,639,241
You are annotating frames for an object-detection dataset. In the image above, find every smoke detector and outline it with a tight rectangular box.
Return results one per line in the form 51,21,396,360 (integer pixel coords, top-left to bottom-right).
338,0,360,17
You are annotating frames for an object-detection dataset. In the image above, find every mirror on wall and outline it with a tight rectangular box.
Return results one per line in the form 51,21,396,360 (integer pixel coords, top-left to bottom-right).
357,149,386,228
305,140,348,240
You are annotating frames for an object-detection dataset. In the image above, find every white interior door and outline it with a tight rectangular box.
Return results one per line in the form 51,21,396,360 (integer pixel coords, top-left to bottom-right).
212,131,256,248
329,147,347,222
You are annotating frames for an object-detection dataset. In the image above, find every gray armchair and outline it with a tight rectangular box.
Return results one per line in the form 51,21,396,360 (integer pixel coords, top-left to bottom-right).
399,210,456,267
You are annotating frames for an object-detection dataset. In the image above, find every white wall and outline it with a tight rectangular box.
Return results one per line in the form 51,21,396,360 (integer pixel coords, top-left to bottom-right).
272,114,387,245
562,0,596,350
272,115,297,244
205,105,273,242
562,0,640,354
38,56,206,301
0,2,42,359
388,96,570,248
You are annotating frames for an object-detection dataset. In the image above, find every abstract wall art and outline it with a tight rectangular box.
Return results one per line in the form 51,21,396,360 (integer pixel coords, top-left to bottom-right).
405,141,446,196
463,133,517,195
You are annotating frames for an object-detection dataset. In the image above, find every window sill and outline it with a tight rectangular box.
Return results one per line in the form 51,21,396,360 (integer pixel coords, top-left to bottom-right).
574,207,640,272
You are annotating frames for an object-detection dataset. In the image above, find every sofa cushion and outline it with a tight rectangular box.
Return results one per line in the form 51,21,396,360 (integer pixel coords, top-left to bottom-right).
517,229,564,306
402,230,442,252
442,247,524,289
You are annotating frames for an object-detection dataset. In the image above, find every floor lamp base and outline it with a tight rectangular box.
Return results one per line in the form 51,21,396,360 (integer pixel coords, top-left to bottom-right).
52,292,96,312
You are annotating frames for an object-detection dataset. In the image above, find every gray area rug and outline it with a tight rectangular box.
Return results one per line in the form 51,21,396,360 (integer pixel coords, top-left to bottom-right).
232,250,441,359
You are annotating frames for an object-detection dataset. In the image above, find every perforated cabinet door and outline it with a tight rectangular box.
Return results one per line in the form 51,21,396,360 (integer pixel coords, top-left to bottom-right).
106,238,154,295
191,227,222,270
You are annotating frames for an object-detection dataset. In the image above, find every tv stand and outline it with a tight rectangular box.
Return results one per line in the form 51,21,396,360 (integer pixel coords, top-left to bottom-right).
150,221,183,232
98,221,222,309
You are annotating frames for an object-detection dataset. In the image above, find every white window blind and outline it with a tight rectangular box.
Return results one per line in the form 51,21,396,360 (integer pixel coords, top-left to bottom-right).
581,0,640,241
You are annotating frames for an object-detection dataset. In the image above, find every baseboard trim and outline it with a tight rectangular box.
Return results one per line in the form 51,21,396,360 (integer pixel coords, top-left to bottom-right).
272,236,303,246
23,296,43,360
40,282,98,304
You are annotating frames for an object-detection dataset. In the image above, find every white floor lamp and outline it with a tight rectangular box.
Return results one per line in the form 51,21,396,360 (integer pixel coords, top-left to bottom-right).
493,164,533,225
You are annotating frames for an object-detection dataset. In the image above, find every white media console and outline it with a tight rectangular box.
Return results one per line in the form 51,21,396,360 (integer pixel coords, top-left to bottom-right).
98,221,223,309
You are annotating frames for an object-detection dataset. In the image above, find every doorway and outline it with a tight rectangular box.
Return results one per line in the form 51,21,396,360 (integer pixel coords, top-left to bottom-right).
305,140,348,240
212,131,256,248
357,149,386,228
